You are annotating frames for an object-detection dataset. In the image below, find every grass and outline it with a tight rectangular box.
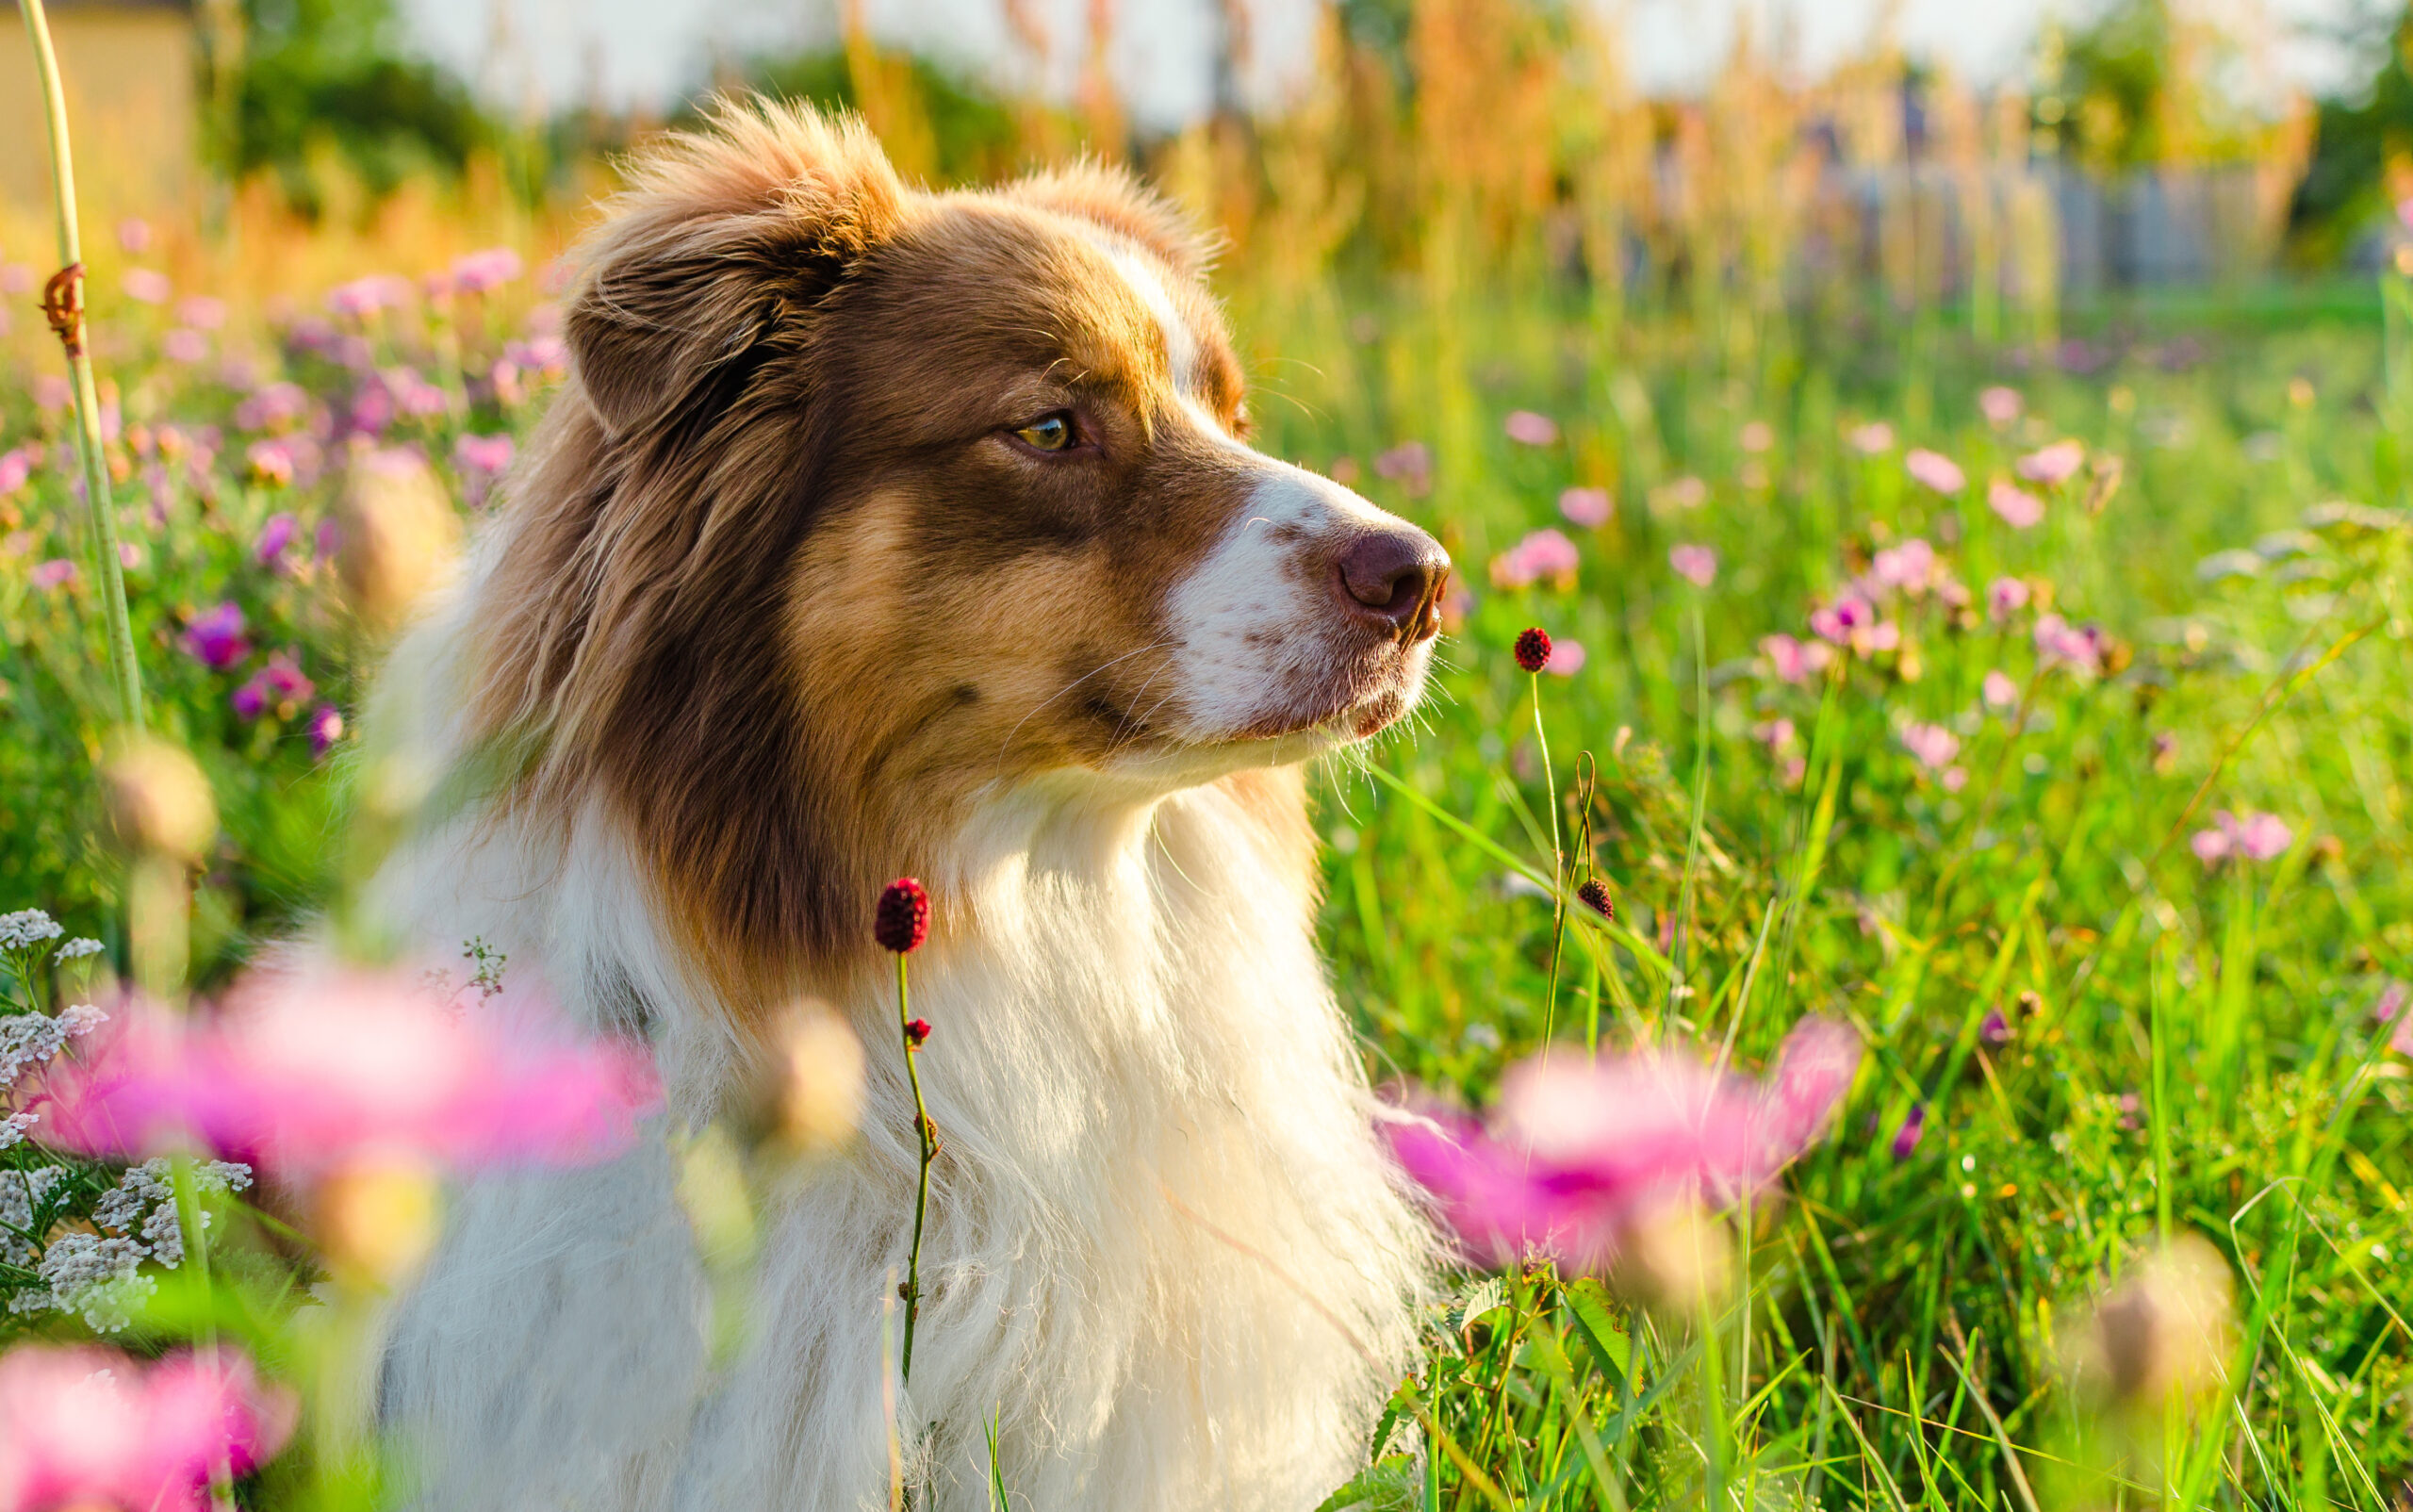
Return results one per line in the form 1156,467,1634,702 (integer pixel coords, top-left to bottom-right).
3,140,2410,1512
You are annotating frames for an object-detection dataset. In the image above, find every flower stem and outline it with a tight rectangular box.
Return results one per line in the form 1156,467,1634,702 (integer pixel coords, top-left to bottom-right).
896,953,934,1384
1531,672,1566,1046
19,0,144,732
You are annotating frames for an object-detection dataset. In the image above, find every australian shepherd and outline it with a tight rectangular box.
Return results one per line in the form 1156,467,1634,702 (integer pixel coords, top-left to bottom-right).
363,100,1448,1510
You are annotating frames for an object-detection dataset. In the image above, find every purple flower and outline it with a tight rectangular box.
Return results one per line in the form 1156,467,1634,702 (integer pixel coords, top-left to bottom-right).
1905,449,1965,495
1978,386,2023,427
1760,633,1832,685
1668,544,1717,587
1489,528,1581,590
307,704,345,757
1558,486,1612,527
1980,1008,2012,1045
451,248,526,294
233,382,310,434
29,559,77,591
1809,594,1875,646
1988,479,2045,529
1891,1104,1926,1160
2016,440,2085,486
181,603,250,669
1986,576,2029,621
254,513,299,568
232,653,314,720
231,681,267,721
1504,410,1560,446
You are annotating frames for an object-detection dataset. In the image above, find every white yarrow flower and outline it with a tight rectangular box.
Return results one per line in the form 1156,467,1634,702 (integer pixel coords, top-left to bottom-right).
55,937,104,961
0,910,63,951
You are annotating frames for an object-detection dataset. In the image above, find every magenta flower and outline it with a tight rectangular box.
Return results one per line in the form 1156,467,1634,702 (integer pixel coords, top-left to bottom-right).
2191,810,2292,868
1905,449,1965,495
123,269,171,305
1809,594,1875,646
1668,544,1717,587
254,512,299,568
1988,479,2045,529
2016,440,2085,486
1891,1104,1926,1160
454,433,515,474
0,449,28,495
1503,410,1560,446
307,704,345,757
233,382,309,433
232,653,315,721
180,603,249,669
1760,633,1832,685
326,274,413,318
28,560,76,592
1386,1019,1859,1270
1986,575,2029,621
1899,721,1961,772
41,970,662,1179
1980,1007,2012,1045
1847,421,1895,455
1978,386,2023,427
504,334,569,379
0,1345,293,1512
1489,528,1582,590
1981,669,2019,710
1544,638,1586,676
451,248,525,294
2032,614,2105,675
1558,486,1612,527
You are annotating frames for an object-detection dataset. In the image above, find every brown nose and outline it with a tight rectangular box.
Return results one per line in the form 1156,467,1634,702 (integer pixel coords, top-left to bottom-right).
1336,528,1450,642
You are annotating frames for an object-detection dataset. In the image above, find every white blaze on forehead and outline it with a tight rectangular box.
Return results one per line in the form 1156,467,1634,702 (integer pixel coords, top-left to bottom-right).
1087,233,1248,448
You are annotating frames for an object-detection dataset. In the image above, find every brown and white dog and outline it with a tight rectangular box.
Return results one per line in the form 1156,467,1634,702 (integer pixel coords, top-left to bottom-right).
364,101,1447,1510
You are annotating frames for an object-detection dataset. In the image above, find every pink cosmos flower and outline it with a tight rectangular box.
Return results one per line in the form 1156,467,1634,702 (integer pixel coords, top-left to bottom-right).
1905,449,1965,495
2016,440,2085,486
1982,669,2019,710
451,248,525,294
0,1345,293,1512
307,704,345,757
1489,528,1581,590
1988,479,2045,529
1847,421,1895,455
1384,1018,1859,1269
1986,575,2029,621
1544,639,1586,676
2191,810,2292,868
1899,721,1961,772
41,970,662,1179
1503,410,1559,446
1558,486,1612,527
1668,543,1716,586
1759,633,1832,684
123,269,172,305
28,560,76,592
180,603,249,670
1978,386,2022,427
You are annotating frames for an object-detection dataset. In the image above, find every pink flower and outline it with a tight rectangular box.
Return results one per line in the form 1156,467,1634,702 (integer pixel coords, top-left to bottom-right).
307,704,345,757
2191,810,2291,868
1981,669,2019,710
1847,421,1895,455
454,433,515,474
1739,420,1775,452
1978,386,2023,427
116,217,154,254
1558,486,1612,527
1808,594,1874,646
176,296,226,330
1503,410,1560,446
1372,441,1432,495
1986,576,2029,621
451,248,525,294
41,970,662,1179
1384,1019,1860,1269
28,560,76,592
1668,543,1716,586
1489,528,1581,590
1867,538,1937,595
2016,440,2085,486
1760,633,1832,684
0,1345,293,1512
1544,638,1586,676
504,335,568,380
1899,721,1961,772
180,603,249,669
1988,479,2045,529
326,274,414,319
233,382,309,433
0,450,29,495
1754,717,1796,751
123,269,172,305
2032,613,2104,674
0,265,31,297
254,512,298,568
161,328,209,364
233,653,315,720
1905,449,1965,495
246,438,295,488
33,375,69,414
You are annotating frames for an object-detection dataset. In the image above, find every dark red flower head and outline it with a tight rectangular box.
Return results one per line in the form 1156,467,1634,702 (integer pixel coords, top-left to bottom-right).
1575,878,1613,919
875,879,929,954
904,1017,931,1048
1514,627,1551,673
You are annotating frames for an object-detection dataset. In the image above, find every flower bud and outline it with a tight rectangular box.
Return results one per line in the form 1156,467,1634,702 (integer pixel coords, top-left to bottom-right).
100,737,217,862
1514,627,1551,674
876,879,929,954
332,447,460,629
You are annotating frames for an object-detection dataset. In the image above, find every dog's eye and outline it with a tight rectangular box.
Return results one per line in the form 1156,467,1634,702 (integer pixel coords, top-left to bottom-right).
1012,413,1078,452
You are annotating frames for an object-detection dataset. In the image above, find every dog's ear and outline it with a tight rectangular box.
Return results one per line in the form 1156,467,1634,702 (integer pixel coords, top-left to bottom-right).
567,99,908,439
1008,162,1216,282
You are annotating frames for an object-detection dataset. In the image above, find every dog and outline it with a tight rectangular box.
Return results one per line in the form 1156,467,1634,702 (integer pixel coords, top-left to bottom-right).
362,100,1450,1510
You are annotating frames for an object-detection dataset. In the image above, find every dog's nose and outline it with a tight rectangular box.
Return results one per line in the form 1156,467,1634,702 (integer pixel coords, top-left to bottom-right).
1336,528,1450,642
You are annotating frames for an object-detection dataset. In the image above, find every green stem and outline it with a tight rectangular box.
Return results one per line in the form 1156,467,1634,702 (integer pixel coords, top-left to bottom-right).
897,953,934,1385
1532,672,1566,1046
20,0,144,731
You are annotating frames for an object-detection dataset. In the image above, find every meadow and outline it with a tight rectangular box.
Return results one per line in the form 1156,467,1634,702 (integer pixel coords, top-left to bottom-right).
3,18,2412,1507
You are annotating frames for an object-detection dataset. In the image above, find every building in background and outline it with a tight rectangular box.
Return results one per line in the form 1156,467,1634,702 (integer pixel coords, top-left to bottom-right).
0,0,198,212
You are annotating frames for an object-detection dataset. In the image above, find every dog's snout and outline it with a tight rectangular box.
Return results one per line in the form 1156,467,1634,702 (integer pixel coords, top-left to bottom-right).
1336,529,1450,641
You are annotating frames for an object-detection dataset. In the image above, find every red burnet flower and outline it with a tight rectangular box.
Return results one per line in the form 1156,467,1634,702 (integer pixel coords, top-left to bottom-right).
876,879,929,954
1576,879,1614,919
1514,627,1552,673
904,1018,931,1048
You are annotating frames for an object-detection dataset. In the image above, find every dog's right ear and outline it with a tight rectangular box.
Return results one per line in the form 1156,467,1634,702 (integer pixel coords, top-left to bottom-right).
567,99,908,439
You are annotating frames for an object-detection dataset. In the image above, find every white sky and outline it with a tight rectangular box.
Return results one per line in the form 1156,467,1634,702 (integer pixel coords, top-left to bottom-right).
402,0,2374,129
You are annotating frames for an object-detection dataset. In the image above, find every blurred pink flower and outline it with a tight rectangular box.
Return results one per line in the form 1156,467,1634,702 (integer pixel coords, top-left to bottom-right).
1372,441,1432,496
1809,594,1875,646
307,704,345,757
1986,575,2029,621
1760,633,1832,684
233,653,314,721
504,334,569,380
326,274,413,319
1384,1018,1859,1268
1544,638,1586,676
123,269,171,305
42,970,662,1179
254,512,298,568
179,603,249,670
2191,810,2292,868
1978,386,2023,427
1847,421,1895,455
161,328,209,364
176,296,226,330
0,450,28,495
0,1345,293,1512
1867,538,1936,595
1754,716,1797,751
454,433,515,474
0,265,31,296
1739,420,1775,453
451,248,525,294
245,438,296,488
1668,543,1716,586
1503,410,1559,446
1489,528,1581,590
1905,449,1965,495
2032,613,2104,674
234,382,309,433
115,217,154,254
1988,479,2045,529
1558,486,1612,527
1899,721,1961,772
28,560,76,592
33,375,70,414
2016,440,2085,486
1981,669,2019,710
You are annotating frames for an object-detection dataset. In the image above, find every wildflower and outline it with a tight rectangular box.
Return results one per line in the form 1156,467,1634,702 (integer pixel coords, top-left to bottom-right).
43,969,661,1178
1899,722,1961,773
123,269,171,305
0,264,29,295
451,247,525,294
1384,1017,1860,1273
1754,717,1796,751
1986,576,2029,621
2191,810,2291,867
1544,639,1585,676
179,603,249,669
2088,1235,2236,1409
904,1018,932,1047
254,512,299,568
1867,538,1937,595
326,274,413,318
116,217,154,254
1981,669,2019,710
334,449,462,628
1652,476,1709,511
1575,879,1613,919
1847,421,1895,454
233,382,310,433
1372,441,1432,496
2031,613,2104,674
161,328,208,364
176,296,225,330
1558,486,1612,527
455,433,515,474
1891,1104,1925,1160
99,738,217,863
1988,479,2045,529
246,438,296,488
1739,419,1775,452
1905,449,1965,495
232,654,314,722
1668,543,1717,587
0,1345,293,1508
504,334,569,380
1503,410,1559,446
1760,633,1832,685
1489,528,1581,590
1978,386,2022,426
0,911,64,953
57,937,103,961
1808,595,1874,646
876,879,931,954
1980,1007,2011,1045
34,375,69,413
2016,440,2085,486
0,449,28,495
28,560,76,592
1513,627,1552,673
307,704,345,757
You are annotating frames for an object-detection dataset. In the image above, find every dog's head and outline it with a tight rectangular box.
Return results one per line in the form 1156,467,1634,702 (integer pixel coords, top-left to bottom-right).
475,102,1446,971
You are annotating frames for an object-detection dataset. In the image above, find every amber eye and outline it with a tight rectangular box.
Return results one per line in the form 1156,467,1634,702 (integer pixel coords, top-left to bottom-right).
1012,412,1077,452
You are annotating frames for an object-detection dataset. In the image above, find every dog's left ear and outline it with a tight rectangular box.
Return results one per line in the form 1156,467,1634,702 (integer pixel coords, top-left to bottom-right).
566,98,908,441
